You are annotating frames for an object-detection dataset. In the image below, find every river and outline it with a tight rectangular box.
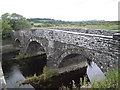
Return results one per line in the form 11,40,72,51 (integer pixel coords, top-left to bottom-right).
5,65,33,88
1,49,106,89
2,50,47,89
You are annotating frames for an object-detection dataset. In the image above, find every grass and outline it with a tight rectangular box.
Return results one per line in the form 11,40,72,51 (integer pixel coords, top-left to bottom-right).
32,24,119,31
14,53,36,60
38,20,50,22
22,66,119,89
2,48,16,54
2,39,12,45
22,66,59,88
79,67,119,89
77,25,119,30
43,66,59,78
33,23,44,26
90,68,119,88
1,39,16,54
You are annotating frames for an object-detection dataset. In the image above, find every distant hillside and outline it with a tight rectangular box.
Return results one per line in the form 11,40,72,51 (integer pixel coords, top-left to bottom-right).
27,18,54,23
27,18,119,25
27,18,68,24
27,18,119,30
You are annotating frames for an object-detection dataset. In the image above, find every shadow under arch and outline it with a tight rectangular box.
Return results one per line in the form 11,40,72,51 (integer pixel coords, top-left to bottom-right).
57,49,91,68
26,40,46,55
57,49,90,88
58,53,86,68
22,40,48,76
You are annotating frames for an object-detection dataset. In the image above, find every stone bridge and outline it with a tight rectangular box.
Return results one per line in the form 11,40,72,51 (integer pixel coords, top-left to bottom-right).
12,29,119,72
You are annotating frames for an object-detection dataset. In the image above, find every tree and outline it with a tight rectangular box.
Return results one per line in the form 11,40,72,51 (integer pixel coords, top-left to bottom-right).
1,13,10,20
9,13,31,30
2,20,12,38
1,13,12,39
1,13,32,39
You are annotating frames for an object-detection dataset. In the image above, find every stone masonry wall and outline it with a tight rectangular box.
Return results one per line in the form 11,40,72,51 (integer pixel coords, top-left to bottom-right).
12,29,119,71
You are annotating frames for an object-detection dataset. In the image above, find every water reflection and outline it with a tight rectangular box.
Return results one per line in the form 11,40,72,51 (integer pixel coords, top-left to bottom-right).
87,61,106,83
6,65,33,88
2,52,47,89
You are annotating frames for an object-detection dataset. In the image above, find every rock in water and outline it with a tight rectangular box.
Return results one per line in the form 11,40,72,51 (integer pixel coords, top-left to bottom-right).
87,62,106,83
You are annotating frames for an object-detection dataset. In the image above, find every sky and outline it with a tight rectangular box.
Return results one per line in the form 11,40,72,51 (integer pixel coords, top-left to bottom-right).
0,0,119,21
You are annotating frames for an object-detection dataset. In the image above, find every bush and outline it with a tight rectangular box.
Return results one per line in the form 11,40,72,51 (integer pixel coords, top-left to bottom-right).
1,13,32,39
22,66,59,88
43,66,59,78
91,68,118,88
80,68,118,89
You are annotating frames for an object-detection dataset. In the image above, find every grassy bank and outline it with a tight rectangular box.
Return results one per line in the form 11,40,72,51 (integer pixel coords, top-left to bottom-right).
81,68,119,89
1,39,12,45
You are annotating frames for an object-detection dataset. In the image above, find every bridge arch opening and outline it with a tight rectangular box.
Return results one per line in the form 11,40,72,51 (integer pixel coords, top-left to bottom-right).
14,39,21,50
26,41,46,55
23,41,47,76
58,53,88,88
58,53,87,68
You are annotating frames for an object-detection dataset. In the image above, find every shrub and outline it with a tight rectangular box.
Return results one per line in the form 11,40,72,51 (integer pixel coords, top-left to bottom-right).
75,68,118,89
43,66,59,78
22,66,59,88
91,68,118,88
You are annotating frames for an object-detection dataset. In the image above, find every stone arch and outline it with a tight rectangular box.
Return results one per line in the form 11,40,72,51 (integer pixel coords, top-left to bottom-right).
22,38,48,77
57,49,91,68
25,38,46,55
14,38,21,50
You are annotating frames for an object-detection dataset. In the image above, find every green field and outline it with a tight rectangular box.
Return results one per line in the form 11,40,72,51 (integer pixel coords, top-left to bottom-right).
28,18,119,31
33,23,44,26
32,24,119,31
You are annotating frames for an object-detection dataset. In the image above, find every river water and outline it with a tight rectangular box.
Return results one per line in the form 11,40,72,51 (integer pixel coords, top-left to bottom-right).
2,51,47,89
5,65,33,88
2,51,106,89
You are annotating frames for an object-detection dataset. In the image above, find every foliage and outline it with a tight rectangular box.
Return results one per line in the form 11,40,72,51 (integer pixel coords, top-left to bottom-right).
1,13,32,39
23,66,119,89
1,14,12,39
15,52,46,60
78,68,119,89
2,48,16,54
60,68,119,89
22,66,59,88
28,18,119,31
43,66,59,78
9,13,31,30
2,39,12,45
91,68,118,88
15,53,31,60
80,76,89,86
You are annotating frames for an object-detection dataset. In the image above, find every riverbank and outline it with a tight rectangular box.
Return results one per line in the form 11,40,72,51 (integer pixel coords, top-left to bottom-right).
22,66,118,89
0,44,15,89
0,43,119,89
0,60,6,89
1,43,35,88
